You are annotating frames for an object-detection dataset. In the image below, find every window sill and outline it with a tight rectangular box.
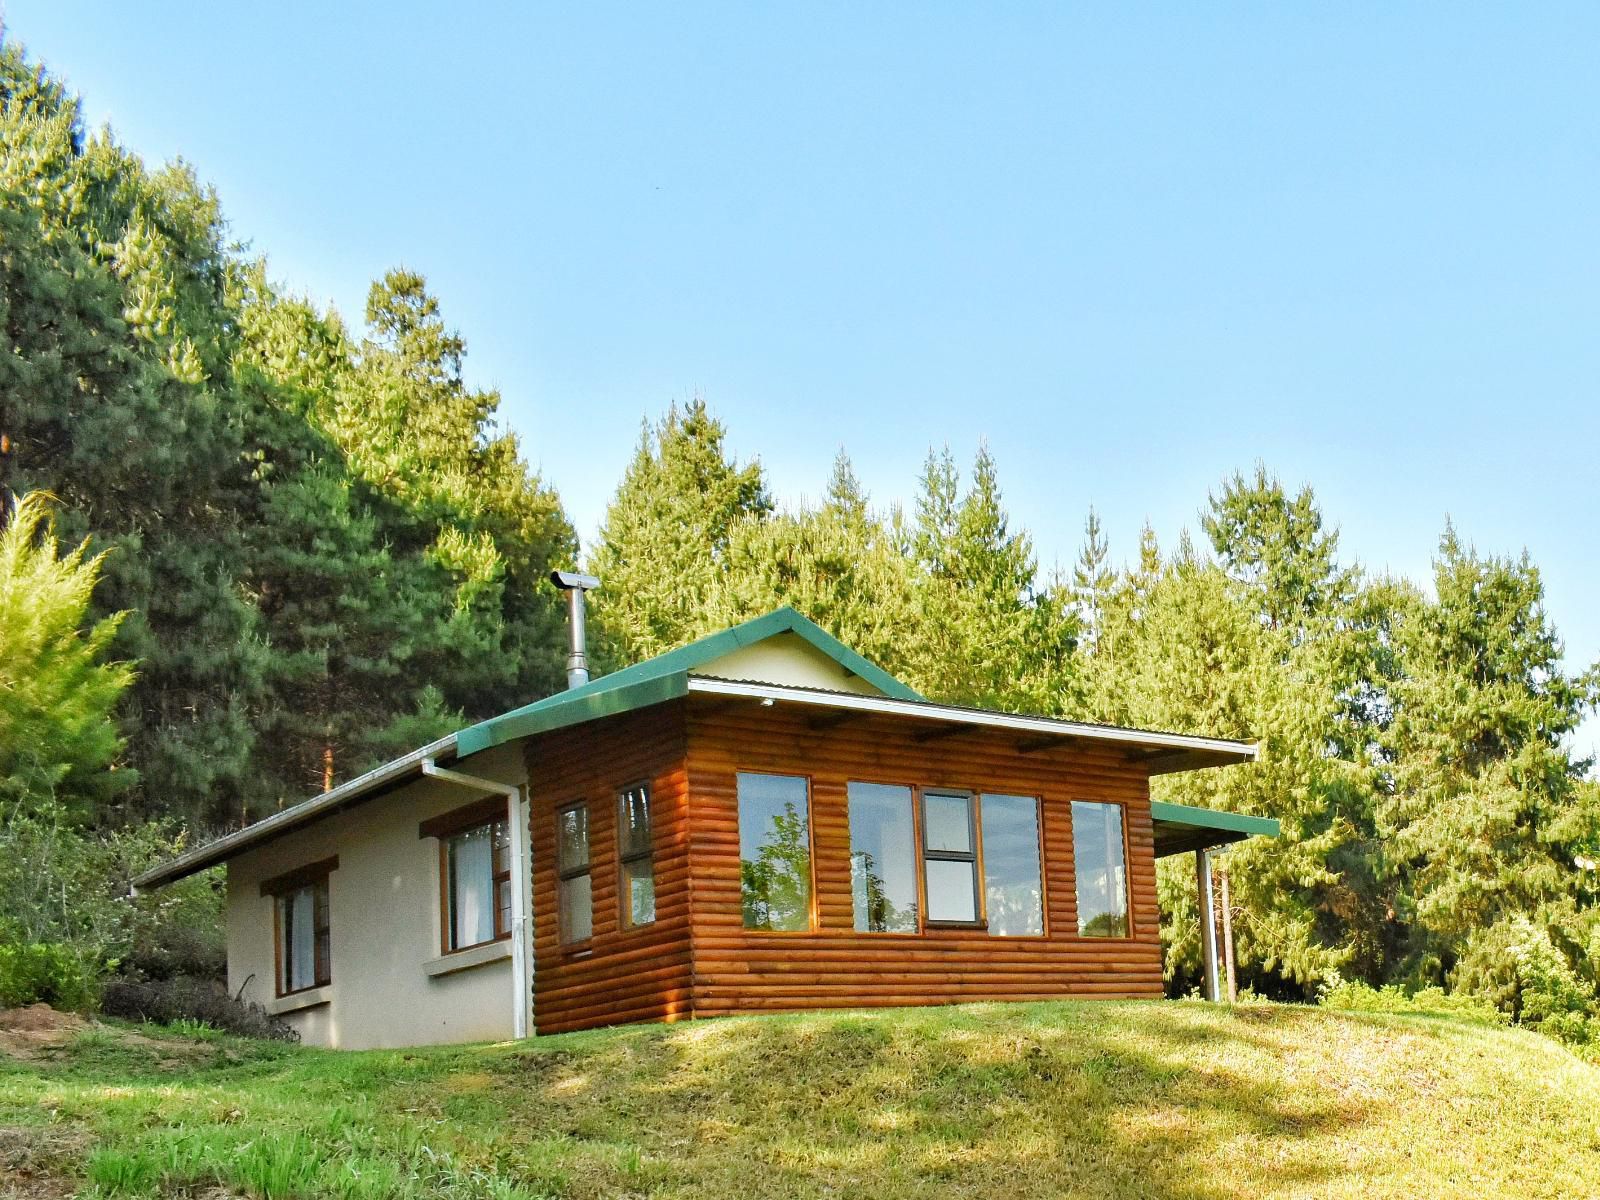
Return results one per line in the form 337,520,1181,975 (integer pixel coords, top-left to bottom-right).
424,940,512,979
265,986,331,1016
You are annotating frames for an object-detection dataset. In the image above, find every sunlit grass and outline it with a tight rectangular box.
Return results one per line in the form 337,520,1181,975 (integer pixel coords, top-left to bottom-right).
3,999,1600,1198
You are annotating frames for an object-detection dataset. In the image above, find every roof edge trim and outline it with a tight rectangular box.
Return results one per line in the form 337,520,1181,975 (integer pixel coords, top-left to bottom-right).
1149,799,1280,840
683,677,1261,759
455,672,688,757
131,732,459,892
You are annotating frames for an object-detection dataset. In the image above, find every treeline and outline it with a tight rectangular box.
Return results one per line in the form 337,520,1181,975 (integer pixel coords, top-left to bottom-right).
590,406,1600,1024
4,41,1600,1033
0,43,576,829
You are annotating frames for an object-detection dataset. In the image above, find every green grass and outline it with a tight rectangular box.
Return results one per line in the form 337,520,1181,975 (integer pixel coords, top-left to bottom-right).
3,1000,1600,1199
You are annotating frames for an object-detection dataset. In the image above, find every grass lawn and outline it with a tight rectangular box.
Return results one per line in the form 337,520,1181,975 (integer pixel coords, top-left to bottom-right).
2,999,1599,1199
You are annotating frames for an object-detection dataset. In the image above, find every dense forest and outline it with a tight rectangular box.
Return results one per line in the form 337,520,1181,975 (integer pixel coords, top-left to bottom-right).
3,42,1599,1039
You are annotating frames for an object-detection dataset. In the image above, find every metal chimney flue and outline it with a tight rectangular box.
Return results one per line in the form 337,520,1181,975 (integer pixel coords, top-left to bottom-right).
550,570,600,689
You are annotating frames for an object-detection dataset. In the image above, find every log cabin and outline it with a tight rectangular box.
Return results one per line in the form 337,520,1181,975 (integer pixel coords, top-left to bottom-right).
134,586,1275,1049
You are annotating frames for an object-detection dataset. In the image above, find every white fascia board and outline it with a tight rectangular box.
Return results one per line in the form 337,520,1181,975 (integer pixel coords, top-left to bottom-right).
131,732,459,892
684,676,1259,760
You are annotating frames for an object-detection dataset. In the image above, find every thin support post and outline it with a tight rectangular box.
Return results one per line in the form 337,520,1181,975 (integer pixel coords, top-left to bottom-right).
1196,847,1219,1003
1218,857,1237,1004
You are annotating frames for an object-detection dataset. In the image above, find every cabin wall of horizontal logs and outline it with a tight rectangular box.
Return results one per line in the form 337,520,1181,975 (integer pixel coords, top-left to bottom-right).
524,695,1162,1034
525,703,693,1034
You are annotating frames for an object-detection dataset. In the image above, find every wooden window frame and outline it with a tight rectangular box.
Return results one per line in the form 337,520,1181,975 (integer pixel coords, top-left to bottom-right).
616,781,655,931
442,823,512,956
261,856,337,998
845,779,922,936
420,796,513,956
556,800,592,948
1069,799,1134,940
735,770,818,934
977,792,1047,939
920,789,985,928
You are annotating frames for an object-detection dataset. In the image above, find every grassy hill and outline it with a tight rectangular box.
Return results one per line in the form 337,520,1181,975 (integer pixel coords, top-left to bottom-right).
3,999,1598,1200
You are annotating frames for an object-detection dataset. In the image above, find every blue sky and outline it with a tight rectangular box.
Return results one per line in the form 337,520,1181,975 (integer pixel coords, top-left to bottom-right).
10,3,1598,761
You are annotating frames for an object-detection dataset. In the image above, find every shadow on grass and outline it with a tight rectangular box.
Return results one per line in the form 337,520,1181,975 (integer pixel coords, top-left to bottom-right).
474,1000,1379,1199
9,1001,1592,1200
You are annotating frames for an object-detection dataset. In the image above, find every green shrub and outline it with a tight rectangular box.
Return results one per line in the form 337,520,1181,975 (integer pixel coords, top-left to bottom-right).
99,976,298,1042
1316,973,1508,1025
0,802,224,997
0,942,98,1010
1454,916,1599,1045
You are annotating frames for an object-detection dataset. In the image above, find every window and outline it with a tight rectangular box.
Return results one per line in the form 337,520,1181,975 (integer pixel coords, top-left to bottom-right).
1072,801,1129,937
557,803,592,944
981,794,1043,936
419,797,514,954
261,857,336,997
922,791,980,924
847,782,918,932
737,772,812,931
444,818,511,952
617,784,655,928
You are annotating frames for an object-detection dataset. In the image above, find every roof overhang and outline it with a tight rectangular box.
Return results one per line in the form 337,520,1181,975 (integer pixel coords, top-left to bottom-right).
1150,800,1280,857
134,672,1263,893
130,733,459,893
684,677,1260,773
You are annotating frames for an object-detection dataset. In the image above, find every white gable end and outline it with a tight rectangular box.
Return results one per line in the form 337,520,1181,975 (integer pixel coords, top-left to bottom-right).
691,632,886,696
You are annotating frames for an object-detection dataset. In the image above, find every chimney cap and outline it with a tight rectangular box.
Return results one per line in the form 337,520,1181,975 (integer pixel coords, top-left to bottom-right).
550,570,600,591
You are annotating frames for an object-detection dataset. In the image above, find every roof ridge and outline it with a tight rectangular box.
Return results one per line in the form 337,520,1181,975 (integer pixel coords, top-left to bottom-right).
453,605,919,756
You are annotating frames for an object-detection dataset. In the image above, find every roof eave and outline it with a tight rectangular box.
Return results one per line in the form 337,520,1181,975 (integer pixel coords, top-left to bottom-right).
131,732,460,892
683,677,1260,765
1150,798,1281,857
455,672,688,757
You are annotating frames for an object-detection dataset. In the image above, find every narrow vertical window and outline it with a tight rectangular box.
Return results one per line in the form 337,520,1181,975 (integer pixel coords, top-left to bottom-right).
980,794,1043,936
737,772,812,931
263,858,336,997
1072,801,1128,937
847,782,918,932
444,818,511,951
557,803,592,943
922,791,980,924
617,784,655,928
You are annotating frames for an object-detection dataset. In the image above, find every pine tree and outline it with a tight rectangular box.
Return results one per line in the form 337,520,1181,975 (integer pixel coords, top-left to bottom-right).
0,492,135,819
907,444,1075,711
1381,528,1600,984
590,399,770,661
1072,507,1114,648
0,69,266,826
709,452,917,677
1203,465,1355,631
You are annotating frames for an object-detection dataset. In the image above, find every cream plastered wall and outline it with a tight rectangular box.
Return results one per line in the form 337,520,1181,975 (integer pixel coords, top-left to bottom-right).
692,632,888,696
225,743,528,1050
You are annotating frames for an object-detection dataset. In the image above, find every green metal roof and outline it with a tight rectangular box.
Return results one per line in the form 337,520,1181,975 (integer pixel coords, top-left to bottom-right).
1150,800,1280,857
454,607,922,757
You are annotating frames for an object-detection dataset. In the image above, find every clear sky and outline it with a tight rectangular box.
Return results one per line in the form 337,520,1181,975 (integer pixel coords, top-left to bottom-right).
9,3,1598,762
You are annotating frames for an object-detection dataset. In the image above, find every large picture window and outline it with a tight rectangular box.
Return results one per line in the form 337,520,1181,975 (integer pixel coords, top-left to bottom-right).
737,772,813,931
922,791,980,924
981,793,1044,936
557,803,592,944
1072,801,1129,937
262,857,336,997
444,818,511,952
617,784,655,928
847,782,917,933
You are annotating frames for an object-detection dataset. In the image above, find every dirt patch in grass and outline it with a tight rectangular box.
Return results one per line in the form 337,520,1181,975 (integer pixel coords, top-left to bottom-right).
0,1123,89,1198
0,1006,89,1061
